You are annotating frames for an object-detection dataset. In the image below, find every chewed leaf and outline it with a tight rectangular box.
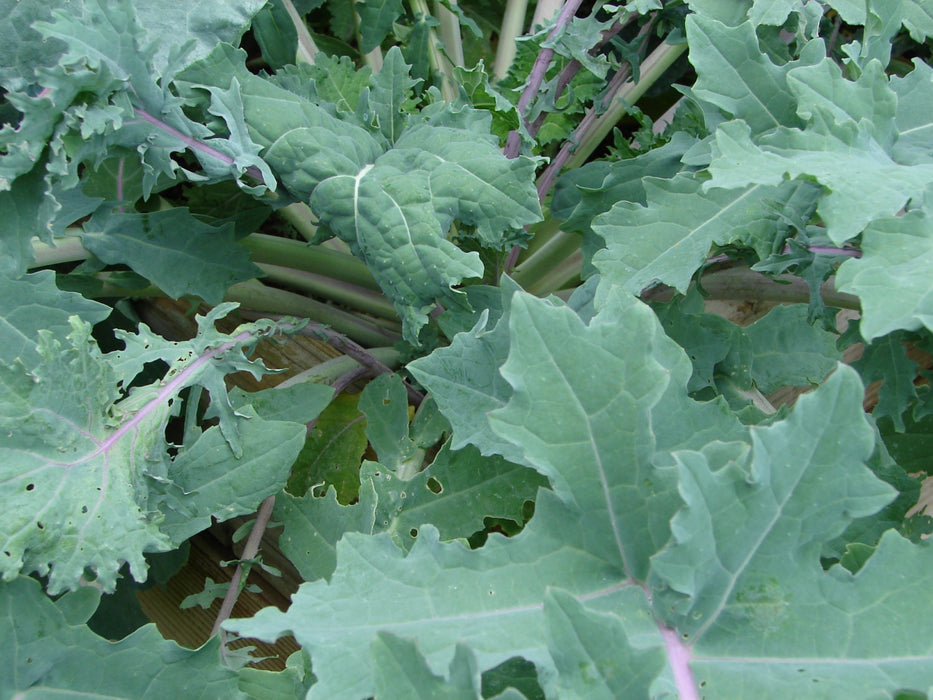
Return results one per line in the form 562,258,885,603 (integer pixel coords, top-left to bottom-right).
0,307,303,594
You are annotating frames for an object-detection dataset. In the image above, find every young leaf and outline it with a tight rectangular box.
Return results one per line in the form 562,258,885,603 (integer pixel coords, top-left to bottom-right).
287,393,368,502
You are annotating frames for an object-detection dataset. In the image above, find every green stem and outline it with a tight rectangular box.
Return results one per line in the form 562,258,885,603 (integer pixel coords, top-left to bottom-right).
281,0,319,63
510,227,581,293
410,0,458,101
277,347,402,388
493,0,529,80
225,280,401,346
240,234,378,290
31,233,90,267
564,39,686,171
436,0,465,67
257,263,397,320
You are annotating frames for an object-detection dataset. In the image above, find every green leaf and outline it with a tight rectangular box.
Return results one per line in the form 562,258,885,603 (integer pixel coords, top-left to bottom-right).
79,208,262,304
707,119,933,244
159,407,305,543
542,588,667,698
277,444,546,580
287,393,368,502
653,289,753,394
0,306,302,593
551,132,695,238
230,382,334,425
836,210,933,339
359,373,419,474
859,0,933,68
849,331,919,431
0,269,110,366
689,531,933,697
371,634,482,698
590,173,819,295
787,58,897,147
133,0,266,74
356,0,405,53
891,60,933,165
651,366,894,637
686,14,823,134
367,47,420,144
745,304,841,393
1,576,244,697
228,285,933,698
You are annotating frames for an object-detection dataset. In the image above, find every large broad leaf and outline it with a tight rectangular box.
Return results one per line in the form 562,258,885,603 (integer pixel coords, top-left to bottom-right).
178,45,541,342
707,119,933,244
686,14,823,135
227,285,929,698
590,173,820,294
0,305,305,594
836,210,933,340
1,576,245,698
80,208,262,305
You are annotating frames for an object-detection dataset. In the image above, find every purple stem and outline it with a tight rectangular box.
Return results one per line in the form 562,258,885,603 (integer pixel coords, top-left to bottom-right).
132,107,267,183
503,0,587,159
659,624,699,700
211,494,276,637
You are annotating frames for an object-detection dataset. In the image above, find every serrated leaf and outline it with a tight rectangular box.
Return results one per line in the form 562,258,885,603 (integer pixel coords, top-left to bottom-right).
689,531,933,697
133,0,266,74
859,0,933,68
836,210,933,339
0,306,300,593
367,47,419,144
227,288,746,697
745,304,841,392
707,119,933,244
686,14,823,134
787,57,897,147
550,132,695,238
159,408,305,543
590,173,818,294
1,576,243,697
651,366,894,637
653,289,753,394
178,44,540,342
79,208,261,304
0,269,110,366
